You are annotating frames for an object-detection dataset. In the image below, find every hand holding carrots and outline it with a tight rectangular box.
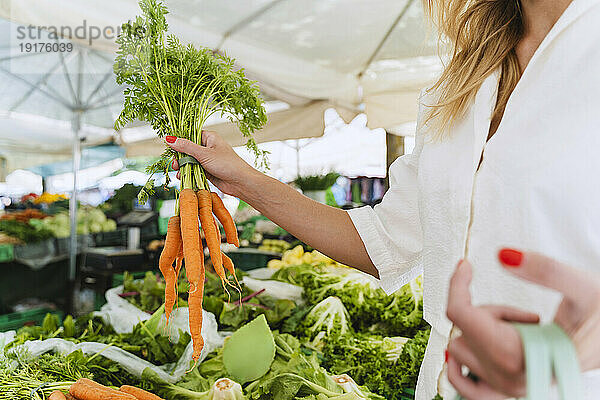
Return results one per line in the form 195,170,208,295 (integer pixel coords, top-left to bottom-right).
167,131,258,198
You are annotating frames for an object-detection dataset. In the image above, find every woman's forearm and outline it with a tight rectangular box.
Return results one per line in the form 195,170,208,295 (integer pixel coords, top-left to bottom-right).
236,170,378,277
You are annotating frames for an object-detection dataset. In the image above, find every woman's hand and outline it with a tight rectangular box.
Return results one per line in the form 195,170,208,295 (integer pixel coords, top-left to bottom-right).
446,249,600,399
166,131,258,197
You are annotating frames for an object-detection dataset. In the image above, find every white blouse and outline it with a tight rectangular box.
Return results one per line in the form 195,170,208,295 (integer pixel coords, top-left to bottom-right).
348,0,600,398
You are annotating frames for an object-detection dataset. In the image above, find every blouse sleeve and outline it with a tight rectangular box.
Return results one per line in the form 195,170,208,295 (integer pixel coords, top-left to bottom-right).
346,95,426,294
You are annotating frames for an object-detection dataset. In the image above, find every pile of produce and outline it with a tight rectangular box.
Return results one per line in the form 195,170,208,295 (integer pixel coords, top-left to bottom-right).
0,209,53,243
0,206,116,243
32,192,68,204
2,259,429,400
267,245,350,269
257,239,291,254
33,207,117,237
294,173,341,192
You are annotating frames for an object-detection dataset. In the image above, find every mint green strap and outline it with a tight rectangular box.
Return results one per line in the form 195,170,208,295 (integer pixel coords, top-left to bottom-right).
453,323,581,400
515,323,553,400
543,324,583,400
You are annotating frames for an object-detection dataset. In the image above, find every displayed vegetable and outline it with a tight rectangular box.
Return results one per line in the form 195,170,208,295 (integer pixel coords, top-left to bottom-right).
142,368,246,400
20,193,39,203
121,271,187,314
322,329,430,400
114,0,266,363
273,264,427,337
258,239,291,254
70,378,137,400
33,192,67,204
0,209,48,222
299,296,352,349
294,173,340,192
0,231,23,245
267,245,349,269
0,218,53,243
0,350,152,399
7,313,191,366
120,385,165,400
223,315,276,384
35,207,117,238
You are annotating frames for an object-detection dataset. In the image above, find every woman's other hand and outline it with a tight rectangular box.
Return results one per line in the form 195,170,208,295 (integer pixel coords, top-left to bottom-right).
445,250,600,399
166,131,258,197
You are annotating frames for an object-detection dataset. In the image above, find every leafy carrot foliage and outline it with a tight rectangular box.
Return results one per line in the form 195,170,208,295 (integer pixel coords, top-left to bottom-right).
114,0,268,200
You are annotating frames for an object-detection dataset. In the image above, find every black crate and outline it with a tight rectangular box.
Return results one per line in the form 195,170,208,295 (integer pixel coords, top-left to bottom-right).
94,229,127,247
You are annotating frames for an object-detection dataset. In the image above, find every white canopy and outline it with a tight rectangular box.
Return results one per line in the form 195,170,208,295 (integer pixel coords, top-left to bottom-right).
1,0,441,161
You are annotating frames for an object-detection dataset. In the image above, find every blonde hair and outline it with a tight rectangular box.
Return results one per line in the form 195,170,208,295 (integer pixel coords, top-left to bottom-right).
423,0,524,136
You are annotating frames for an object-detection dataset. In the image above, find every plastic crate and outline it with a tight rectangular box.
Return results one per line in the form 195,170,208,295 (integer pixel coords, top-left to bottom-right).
94,229,127,247
0,244,14,263
55,235,96,255
14,239,56,260
224,249,281,271
0,308,63,332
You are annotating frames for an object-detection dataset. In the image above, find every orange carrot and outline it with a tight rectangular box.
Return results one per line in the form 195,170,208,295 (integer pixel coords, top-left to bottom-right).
222,253,236,279
210,192,239,247
180,189,202,285
48,391,66,400
70,379,136,400
174,242,184,304
119,385,164,400
158,216,181,324
180,188,204,359
188,253,205,362
197,190,224,281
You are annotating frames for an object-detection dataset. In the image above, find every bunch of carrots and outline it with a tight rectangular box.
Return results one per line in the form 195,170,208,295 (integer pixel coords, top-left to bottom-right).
159,184,240,363
114,0,266,365
48,379,163,400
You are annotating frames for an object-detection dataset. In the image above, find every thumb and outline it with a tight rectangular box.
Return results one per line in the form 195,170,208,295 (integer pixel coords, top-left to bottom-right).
446,259,474,325
499,249,596,303
166,138,211,163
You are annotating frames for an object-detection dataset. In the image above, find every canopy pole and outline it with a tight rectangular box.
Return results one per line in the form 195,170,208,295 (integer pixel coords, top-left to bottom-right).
68,113,81,292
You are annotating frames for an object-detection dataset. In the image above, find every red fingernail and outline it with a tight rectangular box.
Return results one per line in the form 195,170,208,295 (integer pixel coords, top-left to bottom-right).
165,135,177,143
499,248,523,267
445,350,449,363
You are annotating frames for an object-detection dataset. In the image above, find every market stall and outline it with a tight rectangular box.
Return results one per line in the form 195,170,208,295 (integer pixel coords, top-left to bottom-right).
0,0,442,399
0,247,428,400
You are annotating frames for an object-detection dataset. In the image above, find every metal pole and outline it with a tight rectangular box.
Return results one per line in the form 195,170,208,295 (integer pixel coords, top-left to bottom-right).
295,140,300,177
69,113,81,283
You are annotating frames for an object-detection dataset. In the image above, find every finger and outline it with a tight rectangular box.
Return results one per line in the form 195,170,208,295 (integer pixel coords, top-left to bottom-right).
499,248,597,303
446,259,474,326
201,130,211,146
166,137,211,163
447,356,507,400
447,336,486,380
171,157,179,171
481,305,540,324
176,170,180,180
